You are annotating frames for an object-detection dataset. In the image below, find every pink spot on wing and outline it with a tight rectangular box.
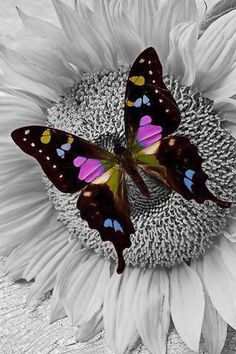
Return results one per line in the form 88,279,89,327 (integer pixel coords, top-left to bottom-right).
136,125,162,142
85,165,106,182
140,115,152,126
73,156,87,167
79,159,105,181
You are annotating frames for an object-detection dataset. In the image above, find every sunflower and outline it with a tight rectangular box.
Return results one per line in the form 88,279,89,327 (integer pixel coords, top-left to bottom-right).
1,0,236,353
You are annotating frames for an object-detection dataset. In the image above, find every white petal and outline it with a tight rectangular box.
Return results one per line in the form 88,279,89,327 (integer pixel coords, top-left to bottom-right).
50,246,93,317
194,10,236,97
154,0,199,65
3,216,63,279
26,238,78,304
0,87,52,111
103,267,139,354
64,256,110,326
0,62,59,102
167,22,198,85
195,247,236,329
134,268,170,354
0,95,45,136
207,68,236,100
127,0,159,47
169,262,204,352
214,97,236,123
22,229,68,282
108,0,144,64
52,0,103,71
76,310,103,342
0,167,52,255
220,236,236,281
202,289,227,354
16,7,83,72
0,44,73,96
223,209,236,241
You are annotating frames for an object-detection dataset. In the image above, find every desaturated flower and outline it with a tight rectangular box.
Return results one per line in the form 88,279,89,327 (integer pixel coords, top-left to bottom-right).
0,1,236,353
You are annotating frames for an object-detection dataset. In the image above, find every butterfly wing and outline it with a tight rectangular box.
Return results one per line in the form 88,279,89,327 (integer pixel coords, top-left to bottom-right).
78,168,134,274
124,47,181,152
134,136,231,208
11,125,115,193
12,125,134,273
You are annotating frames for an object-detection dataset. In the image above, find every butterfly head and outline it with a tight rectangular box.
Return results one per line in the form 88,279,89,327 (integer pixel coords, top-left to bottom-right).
113,143,126,157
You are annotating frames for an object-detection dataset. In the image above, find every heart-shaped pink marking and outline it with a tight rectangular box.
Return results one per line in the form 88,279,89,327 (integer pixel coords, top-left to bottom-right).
140,115,152,126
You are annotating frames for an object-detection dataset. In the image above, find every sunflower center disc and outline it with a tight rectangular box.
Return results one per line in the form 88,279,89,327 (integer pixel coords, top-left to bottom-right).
45,66,235,269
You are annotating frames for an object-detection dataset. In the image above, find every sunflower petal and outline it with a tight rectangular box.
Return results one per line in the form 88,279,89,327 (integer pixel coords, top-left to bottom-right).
214,97,236,123
196,247,236,329
0,44,73,95
108,0,143,64
0,167,54,255
194,10,236,98
64,256,110,326
154,0,199,64
167,22,197,85
50,246,93,318
52,0,103,71
103,267,139,354
220,236,236,281
134,268,170,354
76,310,103,342
16,7,82,72
202,290,227,354
26,238,78,304
0,95,45,136
169,262,204,352
127,0,158,47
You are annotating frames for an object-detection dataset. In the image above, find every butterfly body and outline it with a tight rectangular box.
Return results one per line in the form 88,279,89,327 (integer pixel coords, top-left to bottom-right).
114,143,150,197
11,47,231,274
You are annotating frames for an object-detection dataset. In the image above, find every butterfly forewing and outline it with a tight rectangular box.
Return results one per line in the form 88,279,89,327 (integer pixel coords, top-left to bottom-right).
124,47,181,152
11,125,115,193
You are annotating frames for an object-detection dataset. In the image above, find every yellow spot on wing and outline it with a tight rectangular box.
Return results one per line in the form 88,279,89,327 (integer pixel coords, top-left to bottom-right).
130,76,145,86
135,141,161,155
67,136,74,145
92,168,114,185
126,99,134,107
40,129,51,144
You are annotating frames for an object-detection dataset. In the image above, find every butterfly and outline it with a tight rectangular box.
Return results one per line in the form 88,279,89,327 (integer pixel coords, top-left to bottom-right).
11,47,231,274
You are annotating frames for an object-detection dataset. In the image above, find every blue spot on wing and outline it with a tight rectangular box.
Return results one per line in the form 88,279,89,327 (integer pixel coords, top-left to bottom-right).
184,177,194,192
143,95,149,104
185,169,195,180
104,218,113,228
113,220,124,233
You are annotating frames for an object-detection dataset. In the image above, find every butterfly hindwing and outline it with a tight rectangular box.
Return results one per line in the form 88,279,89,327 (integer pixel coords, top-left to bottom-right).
135,136,231,208
78,168,134,274
11,125,115,193
125,47,181,152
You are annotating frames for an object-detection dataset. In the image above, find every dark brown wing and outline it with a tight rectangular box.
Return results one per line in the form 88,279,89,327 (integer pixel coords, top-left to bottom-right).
78,168,134,274
124,47,181,151
11,125,115,193
135,136,231,208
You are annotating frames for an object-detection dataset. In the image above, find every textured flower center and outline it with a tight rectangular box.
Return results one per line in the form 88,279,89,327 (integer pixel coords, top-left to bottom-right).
44,66,235,269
